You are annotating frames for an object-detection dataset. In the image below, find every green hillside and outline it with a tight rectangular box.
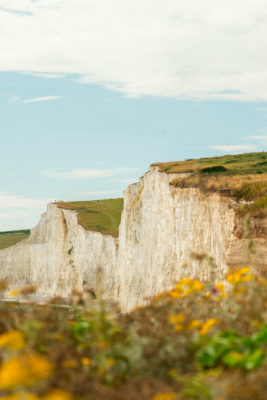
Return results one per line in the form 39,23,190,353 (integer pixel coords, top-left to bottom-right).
153,151,267,175
56,198,124,236
0,230,30,250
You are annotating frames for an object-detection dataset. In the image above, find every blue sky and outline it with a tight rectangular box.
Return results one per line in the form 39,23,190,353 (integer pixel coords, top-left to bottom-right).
0,1,267,230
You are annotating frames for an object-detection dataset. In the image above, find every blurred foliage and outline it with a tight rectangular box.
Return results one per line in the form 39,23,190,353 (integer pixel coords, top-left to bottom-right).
0,267,267,399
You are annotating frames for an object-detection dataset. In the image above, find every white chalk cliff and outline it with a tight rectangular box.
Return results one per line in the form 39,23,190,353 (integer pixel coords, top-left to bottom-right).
0,166,266,311
0,204,117,299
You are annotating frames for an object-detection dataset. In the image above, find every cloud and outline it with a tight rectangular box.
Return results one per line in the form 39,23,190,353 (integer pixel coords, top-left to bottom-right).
0,192,50,209
45,168,139,180
1,0,267,100
28,72,66,79
22,96,62,104
209,145,255,153
247,135,267,141
0,192,51,228
0,211,29,219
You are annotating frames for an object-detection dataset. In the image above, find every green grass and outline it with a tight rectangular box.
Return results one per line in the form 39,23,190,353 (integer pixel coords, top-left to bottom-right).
56,198,123,236
154,152,267,175
0,230,30,250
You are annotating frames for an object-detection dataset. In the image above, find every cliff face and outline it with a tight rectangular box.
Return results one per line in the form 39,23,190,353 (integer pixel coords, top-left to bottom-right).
115,167,237,311
0,166,266,310
115,167,267,312
0,204,117,299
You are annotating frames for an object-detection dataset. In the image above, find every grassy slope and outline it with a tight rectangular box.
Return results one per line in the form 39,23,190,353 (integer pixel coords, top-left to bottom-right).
152,152,267,175
56,198,124,236
153,152,267,217
0,230,30,250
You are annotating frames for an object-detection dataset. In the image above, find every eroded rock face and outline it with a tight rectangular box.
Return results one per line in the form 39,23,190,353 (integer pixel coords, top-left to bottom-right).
0,204,117,299
0,166,266,311
115,167,237,312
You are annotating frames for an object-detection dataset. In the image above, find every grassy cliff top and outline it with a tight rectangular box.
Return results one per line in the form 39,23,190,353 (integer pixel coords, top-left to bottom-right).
155,152,267,217
0,230,30,250
56,198,124,236
152,152,267,175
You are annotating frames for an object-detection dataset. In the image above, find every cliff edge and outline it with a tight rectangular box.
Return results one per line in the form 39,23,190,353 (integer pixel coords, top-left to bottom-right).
0,152,266,310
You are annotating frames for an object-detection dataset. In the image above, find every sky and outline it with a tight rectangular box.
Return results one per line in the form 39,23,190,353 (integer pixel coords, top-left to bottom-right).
0,0,267,230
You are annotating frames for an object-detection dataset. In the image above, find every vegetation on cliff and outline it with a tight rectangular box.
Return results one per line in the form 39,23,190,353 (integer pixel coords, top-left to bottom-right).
0,199,124,250
0,266,267,399
153,152,267,176
0,230,30,250
154,152,267,218
56,198,123,236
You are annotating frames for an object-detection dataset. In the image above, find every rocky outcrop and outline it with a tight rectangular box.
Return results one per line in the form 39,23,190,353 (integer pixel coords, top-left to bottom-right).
114,167,236,311
0,204,117,300
114,167,267,312
0,166,266,311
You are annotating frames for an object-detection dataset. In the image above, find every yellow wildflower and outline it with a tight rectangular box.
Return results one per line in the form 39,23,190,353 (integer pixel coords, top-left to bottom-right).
81,357,91,366
106,358,116,366
0,352,53,389
10,290,19,297
62,359,78,368
169,314,185,331
188,319,201,330
0,330,25,350
150,393,176,400
169,278,204,298
42,390,73,400
215,282,224,292
169,313,185,325
199,319,219,336
226,267,254,285
173,324,184,332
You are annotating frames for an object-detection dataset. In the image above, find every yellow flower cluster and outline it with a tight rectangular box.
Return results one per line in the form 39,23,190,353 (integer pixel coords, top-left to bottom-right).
169,313,219,335
169,313,185,331
0,352,53,389
187,318,219,335
169,278,204,299
150,392,176,400
198,319,219,336
226,267,254,285
81,357,91,366
0,330,25,350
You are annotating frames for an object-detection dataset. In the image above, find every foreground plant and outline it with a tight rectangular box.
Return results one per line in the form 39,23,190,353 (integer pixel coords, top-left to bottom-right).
0,267,267,399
